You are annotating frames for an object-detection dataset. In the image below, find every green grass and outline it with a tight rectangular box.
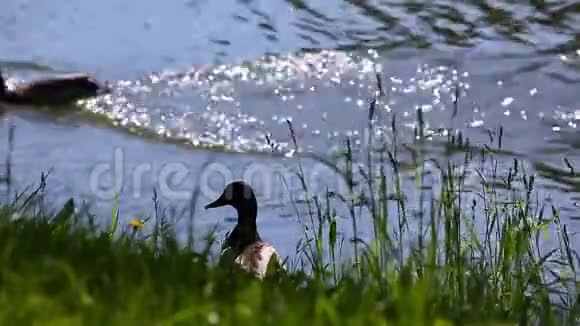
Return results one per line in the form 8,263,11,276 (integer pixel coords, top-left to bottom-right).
1,82,579,325
0,133,578,326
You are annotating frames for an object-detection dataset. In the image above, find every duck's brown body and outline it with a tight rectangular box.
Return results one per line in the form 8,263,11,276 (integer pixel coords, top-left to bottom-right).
206,181,285,279
220,224,283,279
0,70,109,106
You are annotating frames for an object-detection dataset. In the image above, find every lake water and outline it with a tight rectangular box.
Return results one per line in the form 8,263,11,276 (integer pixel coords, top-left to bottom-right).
0,0,579,258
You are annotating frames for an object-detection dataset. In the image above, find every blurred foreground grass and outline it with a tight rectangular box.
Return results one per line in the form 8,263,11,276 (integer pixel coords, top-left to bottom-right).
1,143,579,325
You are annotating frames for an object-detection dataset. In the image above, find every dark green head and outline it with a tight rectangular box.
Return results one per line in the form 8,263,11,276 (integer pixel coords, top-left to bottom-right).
205,181,257,210
205,181,259,225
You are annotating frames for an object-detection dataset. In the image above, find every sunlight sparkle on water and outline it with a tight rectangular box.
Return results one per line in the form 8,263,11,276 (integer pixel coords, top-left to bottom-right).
470,120,484,128
501,97,514,107
75,49,473,154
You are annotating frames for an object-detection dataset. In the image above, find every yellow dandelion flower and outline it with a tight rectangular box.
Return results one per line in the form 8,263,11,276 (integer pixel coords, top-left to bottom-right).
129,218,145,231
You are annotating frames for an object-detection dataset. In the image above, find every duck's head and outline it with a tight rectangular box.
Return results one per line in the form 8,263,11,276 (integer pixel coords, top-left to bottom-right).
205,181,260,227
205,181,257,211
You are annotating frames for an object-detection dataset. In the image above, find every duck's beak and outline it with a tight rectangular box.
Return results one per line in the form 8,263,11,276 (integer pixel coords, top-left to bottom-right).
205,194,227,209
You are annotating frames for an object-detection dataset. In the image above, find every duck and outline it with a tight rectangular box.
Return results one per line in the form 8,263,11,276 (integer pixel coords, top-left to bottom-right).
0,68,110,107
205,181,285,279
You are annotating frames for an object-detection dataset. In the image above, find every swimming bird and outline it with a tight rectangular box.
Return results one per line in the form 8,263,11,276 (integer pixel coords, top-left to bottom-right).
0,68,110,106
205,181,285,279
